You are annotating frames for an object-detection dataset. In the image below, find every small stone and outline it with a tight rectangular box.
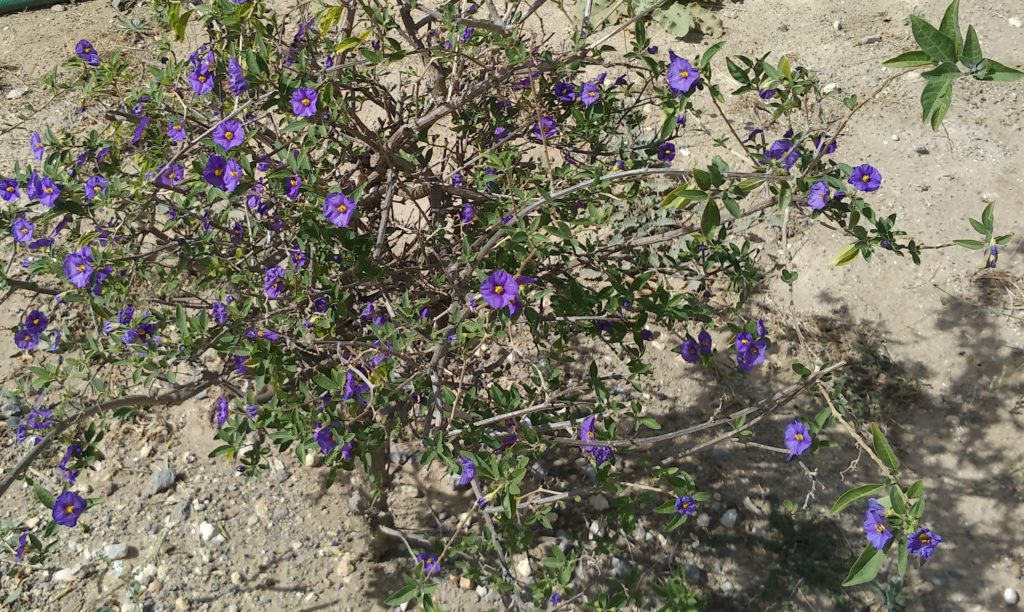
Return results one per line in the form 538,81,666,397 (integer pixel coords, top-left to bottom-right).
891,134,900,141
347,491,368,513
821,83,838,94
832,20,841,31
913,144,929,155
588,494,610,512
475,585,488,598
52,567,79,582
4,87,28,101
685,564,704,585
303,452,322,467
588,520,604,538
720,508,738,529
1009,17,1022,28
102,543,131,560
336,554,355,578
230,571,242,586
199,521,216,542
175,597,189,611
148,468,177,496
515,558,532,579
254,499,270,520
459,576,473,590
397,484,423,499
1005,588,1020,606
611,557,629,578
860,34,882,45
148,581,163,594
51,4,64,10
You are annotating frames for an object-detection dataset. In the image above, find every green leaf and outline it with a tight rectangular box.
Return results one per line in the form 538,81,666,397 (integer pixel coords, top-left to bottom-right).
831,243,860,266
842,94,858,110
842,544,888,587
385,583,420,606
974,59,1024,82
962,25,982,68
889,487,907,514
870,423,901,472
830,483,887,515
699,41,725,70
722,196,741,218
906,480,924,499
910,15,957,64
882,51,934,68
921,62,961,80
313,374,339,391
700,201,720,236
938,0,963,59
953,239,985,250
920,77,953,130
33,484,55,509
969,218,987,235
982,202,995,229
897,538,909,576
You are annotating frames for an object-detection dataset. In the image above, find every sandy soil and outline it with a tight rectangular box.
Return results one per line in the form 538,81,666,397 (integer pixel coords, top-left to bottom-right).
1,0,1023,610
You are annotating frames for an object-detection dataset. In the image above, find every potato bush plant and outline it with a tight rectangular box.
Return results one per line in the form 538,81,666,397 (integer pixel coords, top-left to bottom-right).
0,0,1018,608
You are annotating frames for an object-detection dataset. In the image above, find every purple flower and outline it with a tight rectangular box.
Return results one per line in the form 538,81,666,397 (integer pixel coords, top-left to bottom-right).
736,338,767,372
203,155,228,190
215,397,229,428
808,180,829,211
264,266,286,299
26,408,53,429
314,424,339,454
658,142,676,162
285,175,302,199
758,88,779,100
131,116,150,144
1,178,19,202
208,302,227,326
460,27,474,43
291,87,318,117
417,552,441,575
52,491,87,527
554,81,575,102
168,120,187,142
245,328,280,342
679,337,700,363
118,306,135,325
863,499,893,550
289,245,307,270
14,328,39,350
848,164,882,192
35,176,60,207
549,593,563,604
813,134,837,155
667,51,700,95
457,456,476,486
158,163,185,186
14,531,27,563
58,444,82,484
342,370,370,403
31,132,44,161
580,415,612,465
64,246,94,289
675,495,697,516
765,139,799,170
323,192,357,227
84,176,108,201
533,116,557,141
189,70,214,95
480,270,519,310
224,159,243,192
75,40,100,66
580,81,600,107
697,330,712,354
213,119,244,151
233,355,250,374
245,404,258,419
12,216,34,243
227,56,248,96
784,420,812,457
312,295,330,313
907,528,942,560
24,310,47,333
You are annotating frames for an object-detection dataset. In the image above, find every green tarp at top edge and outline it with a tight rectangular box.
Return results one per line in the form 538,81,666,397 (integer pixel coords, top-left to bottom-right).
0,0,71,16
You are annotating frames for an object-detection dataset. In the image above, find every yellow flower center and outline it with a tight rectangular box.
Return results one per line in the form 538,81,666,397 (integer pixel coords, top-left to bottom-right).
494,284,504,295
230,170,238,177
290,179,298,186
875,524,885,533
44,187,53,194
301,98,310,106
84,47,92,53
32,318,39,325
918,533,931,544
257,330,264,337
76,264,86,272
794,433,804,441
174,124,181,131
861,174,870,182
214,168,224,177
198,75,207,83
5,186,13,192
20,228,28,234
224,131,233,140
65,504,75,514
93,186,101,193
680,70,689,78
336,204,347,214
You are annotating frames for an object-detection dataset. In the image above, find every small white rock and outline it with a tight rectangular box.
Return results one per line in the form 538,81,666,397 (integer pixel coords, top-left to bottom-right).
336,554,355,578
891,134,900,141
822,83,838,94
696,514,711,529
52,565,80,582
1005,588,1020,606
1009,17,1022,28
199,521,216,542
51,4,64,11
832,20,841,31
6,87,28,100
720,508,738,529
475,585,488,598
588,494,610,512
515,558,532,579
102,543,130,560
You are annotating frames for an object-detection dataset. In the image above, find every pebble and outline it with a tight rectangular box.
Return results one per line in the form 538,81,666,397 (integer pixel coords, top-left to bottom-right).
6,87,29,100
336,554,355,578
52,565,81,582
860,34,882,45
303,452,322,467
199,521,216,542
1010,17,1022,28
459,576,473,590
102,543,131,560
685,564,704,585
475,585,488,598
914,144,929,155
696,513,711,529
175,597,189,611
832,20,841,31
51,3,64,10
148,468,177,496
588,494,610,511
148,581,163,594
891,134,900,141
515,558,532,579
1006,588,1020,606
610,557,630,578
720,508,738,529
347,491,367,513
